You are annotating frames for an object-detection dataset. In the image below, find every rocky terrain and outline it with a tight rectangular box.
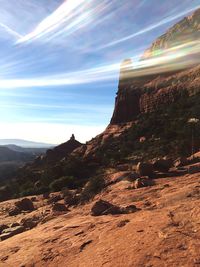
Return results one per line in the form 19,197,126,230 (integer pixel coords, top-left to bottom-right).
0,159,200,267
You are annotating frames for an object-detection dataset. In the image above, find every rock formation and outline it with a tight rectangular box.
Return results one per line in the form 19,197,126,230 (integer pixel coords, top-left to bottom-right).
143,8,200,60
32,134,82,167
111,9,200,125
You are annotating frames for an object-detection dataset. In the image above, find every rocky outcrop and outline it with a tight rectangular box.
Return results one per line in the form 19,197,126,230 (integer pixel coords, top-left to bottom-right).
111,60,200,124
33,134,82,166
143,8,200,60
91,199,139,216
111,9,200,125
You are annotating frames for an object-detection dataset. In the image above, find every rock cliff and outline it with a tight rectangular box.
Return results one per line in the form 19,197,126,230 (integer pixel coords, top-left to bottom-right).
111,9,200,124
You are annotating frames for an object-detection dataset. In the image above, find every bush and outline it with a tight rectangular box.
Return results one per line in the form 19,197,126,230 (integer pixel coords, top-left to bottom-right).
49,176,76,192
80,175,105,202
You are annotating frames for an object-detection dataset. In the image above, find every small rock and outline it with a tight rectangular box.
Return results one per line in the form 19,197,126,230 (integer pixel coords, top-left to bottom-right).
43,192,50,199
80,240,93,252
2,226,25,235
136,162,154,178
31,197,37,202
153,159,172,172
8,207,21,216
188,164,200,174
91,200,121,216
117,220,130,227
174,157,188,168
52,203,68,212
64,194,80,206
47,195,62,204
15,198,34,211
0,225,9,234
121,205,139,214
0,226,25,240
134,178,154,189
91,200,139,216
20,217,38,229
9,222,20,228
0,232,13,241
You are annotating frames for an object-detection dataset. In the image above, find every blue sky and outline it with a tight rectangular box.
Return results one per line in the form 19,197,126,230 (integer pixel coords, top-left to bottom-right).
0,0,199,144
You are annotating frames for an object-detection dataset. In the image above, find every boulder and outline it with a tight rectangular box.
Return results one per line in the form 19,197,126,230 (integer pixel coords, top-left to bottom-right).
136,162,154,178
64,194,80,206
91,200,140,216
134,178,154,189
91,200,121,216
43,192,50,199
8,207,21,216
15,198,34,211
47,194,62,204
0,225,9,234
174,157,188,168
121,205,139,213
52,203,68,212
0,232,13,241
2,226,25,235
20,217,38,229
127,172,140,181
10,222,20,228
153,159,173,172
188,163,200,174
31,196,37,202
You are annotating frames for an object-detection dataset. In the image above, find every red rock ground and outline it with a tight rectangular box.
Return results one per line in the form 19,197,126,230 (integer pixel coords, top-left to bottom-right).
0,171,200,267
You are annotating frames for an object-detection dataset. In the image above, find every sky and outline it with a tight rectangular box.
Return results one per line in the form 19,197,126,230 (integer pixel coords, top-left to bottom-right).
0,0,200,144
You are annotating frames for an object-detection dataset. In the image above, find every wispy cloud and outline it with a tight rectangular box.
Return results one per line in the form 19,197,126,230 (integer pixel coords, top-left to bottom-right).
0,22,22,39
96,5,200,50
0,39,200,88
17,0,111,44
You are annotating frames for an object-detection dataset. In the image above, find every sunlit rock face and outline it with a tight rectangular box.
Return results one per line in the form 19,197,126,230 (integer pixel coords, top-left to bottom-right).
143,8,200,60
110,8,200,125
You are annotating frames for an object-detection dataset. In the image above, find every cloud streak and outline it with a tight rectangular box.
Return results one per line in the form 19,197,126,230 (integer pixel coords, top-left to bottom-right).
17,0,111,44
1,39,200,88
0,22,22,39
96,4,200,50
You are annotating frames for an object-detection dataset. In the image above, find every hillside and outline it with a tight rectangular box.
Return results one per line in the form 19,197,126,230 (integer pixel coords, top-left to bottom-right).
0,168,200,266
0,146,32,162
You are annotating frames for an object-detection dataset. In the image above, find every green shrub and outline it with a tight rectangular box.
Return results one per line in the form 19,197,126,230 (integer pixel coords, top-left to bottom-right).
80,175,105,202
49,176,76,192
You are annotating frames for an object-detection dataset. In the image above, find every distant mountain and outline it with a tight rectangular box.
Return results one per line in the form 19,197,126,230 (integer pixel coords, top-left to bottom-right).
5,145,48,155
0,146,33,162
0,144,49,182
0,139,54,148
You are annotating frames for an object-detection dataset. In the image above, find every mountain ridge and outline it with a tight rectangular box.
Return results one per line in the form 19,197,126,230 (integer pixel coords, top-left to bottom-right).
0,139,54,148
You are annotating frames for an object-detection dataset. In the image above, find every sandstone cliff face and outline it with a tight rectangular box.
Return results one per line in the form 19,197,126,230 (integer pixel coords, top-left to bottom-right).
143,8,200,59
111,64,200,124
110,9,200,124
